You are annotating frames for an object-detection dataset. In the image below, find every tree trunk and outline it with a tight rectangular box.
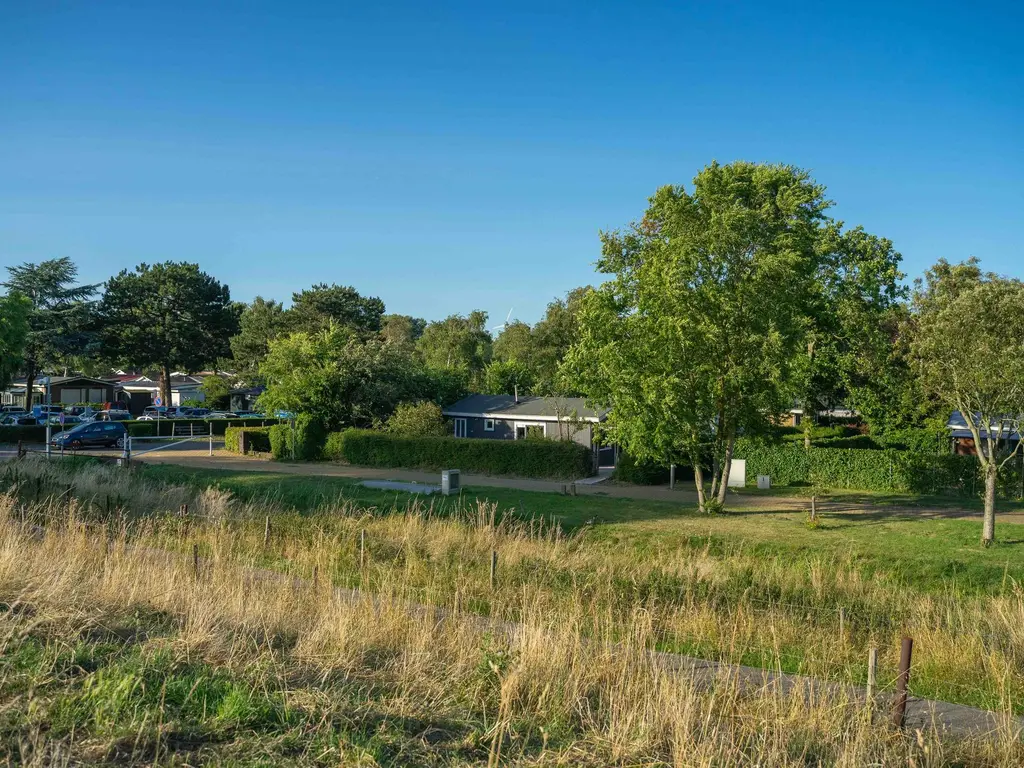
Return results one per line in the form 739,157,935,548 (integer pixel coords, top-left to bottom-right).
716,433,737,505
23,359,36,412
160,364,172,408
982,463,997,546
693,457,707,513
803,415,812,450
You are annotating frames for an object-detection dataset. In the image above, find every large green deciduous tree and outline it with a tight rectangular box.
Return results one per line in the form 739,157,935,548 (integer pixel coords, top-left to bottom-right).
3,258,98,409
416,311,492,380
380,314,426,350
796,224,905,445
565,162,830,512
100,262,240,405
0,292,31,390
912,258,1024,546
287,283,385,335
229,297,288,383
258,326,423,431
531,287,590,394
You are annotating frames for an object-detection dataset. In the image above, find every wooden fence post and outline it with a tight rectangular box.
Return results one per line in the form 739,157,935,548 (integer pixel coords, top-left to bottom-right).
263,516,271,548
810,495,817,522
192,544,200,580
866,647,878,714
892,636,913,728
490,549,498,590
359,529,366,570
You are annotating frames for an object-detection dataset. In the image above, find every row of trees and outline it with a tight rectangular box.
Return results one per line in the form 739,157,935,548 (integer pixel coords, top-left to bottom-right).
565,161,1024,543
0,257,585,429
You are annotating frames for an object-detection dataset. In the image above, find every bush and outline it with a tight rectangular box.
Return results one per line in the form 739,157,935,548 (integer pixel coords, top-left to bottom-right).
613,453,672,485
0,425,47,444
224,426,273,454
329,429,594,480
384,401,449,437
323,431,346,461
269,424,291,460
734,438,989,496
293,414,325,460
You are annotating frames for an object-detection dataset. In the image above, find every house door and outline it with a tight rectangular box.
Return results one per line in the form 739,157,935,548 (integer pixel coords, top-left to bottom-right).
454,418,467,438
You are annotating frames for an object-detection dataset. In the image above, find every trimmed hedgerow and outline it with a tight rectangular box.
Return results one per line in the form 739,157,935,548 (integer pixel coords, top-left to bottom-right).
293,414,325,461
612,453,672,485
323,431,346,461
328,429,594,480
0,425,48,444
224,426,273,454
269,424,291,460
733,438,1009,496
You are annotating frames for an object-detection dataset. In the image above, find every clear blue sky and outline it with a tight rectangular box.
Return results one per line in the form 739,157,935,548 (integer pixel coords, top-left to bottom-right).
2,1,1021,324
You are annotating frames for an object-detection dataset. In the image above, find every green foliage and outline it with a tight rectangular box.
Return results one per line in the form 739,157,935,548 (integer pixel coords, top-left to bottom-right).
286,283,385,335
293,413,325,460
99,262,240,404
3,257,98,408
331,429,594,479
734,438,992,496
322,430,346,461
566,162,832,508
269,424,291,460
416,311,492,380
0,425,47,443
380,313,426,350
229,297,288,384
0,292,30,389
612,453,671,485
482,359,535,396
199,375,232,409
384,401,449,437
224,425,273,454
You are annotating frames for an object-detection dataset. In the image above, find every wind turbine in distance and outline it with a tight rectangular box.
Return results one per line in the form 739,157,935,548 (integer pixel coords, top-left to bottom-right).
491,307,514,333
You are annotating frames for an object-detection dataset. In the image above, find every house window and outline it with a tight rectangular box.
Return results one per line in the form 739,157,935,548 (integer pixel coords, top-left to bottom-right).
484,418,495,432
454,418,467,438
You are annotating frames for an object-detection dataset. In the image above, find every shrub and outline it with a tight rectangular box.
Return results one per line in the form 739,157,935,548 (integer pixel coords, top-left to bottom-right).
329,429,593,480
613,453,672,485
0,425,47,444
384,401,449,437
268,424,291,460
224,426,273,454
733,438,991,496
293,414,325,460
323,431,346,461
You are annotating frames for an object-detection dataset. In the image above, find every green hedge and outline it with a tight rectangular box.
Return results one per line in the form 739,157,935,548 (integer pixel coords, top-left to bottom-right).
224,426,273,454
612,453,672,485
293,414,325,461
329,429,594,480
0,425,48,444
733,438,1003,496
125,418,279,437
269,424,291,460
323,431,346,461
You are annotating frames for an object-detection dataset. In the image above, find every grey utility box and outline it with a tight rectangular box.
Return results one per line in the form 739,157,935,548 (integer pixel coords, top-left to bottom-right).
757,475,771,490
441,469,461,496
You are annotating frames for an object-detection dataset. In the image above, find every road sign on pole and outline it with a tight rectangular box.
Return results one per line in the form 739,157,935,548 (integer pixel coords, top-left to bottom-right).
154,396,163,407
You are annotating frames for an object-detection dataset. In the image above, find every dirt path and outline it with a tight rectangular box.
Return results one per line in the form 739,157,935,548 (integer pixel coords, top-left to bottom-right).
123,446,1024,522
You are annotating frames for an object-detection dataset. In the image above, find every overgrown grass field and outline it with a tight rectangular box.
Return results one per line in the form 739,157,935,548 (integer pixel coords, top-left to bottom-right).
2,457,1024,765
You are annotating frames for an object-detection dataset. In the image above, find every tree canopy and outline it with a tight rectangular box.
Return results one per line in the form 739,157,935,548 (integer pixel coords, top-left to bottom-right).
2,257,98,408
0,292,31,390
416,311,492,381
912,258,1024,545
230,297,288,383
565,161,834,511
99,262,240,404
287,283,385,335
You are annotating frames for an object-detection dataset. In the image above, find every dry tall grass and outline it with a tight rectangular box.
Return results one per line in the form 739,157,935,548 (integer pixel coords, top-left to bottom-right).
1,458,1023,765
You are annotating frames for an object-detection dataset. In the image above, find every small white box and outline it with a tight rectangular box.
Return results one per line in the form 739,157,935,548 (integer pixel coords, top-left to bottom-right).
441,469,460,496
728,458,746,487
757,475,771,490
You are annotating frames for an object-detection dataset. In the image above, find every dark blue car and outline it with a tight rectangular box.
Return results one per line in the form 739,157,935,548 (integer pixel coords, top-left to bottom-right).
50,421,128,450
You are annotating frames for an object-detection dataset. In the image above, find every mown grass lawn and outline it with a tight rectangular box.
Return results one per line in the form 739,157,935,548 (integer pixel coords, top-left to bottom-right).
140,464,1024,596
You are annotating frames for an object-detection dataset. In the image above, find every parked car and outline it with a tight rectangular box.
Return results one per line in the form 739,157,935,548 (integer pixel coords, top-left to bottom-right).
50,421,128,450
0,414,37,426
0,405,27,415
141,405,172,419
187,408,211,418
95,410,132,422
46,415,82,426
31,404,64,419
206,411,233,419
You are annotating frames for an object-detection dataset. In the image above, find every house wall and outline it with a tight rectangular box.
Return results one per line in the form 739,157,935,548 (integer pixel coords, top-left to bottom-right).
452,415,594,448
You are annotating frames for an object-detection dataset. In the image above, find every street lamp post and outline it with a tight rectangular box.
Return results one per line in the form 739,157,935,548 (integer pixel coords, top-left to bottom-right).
42,376,51,458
